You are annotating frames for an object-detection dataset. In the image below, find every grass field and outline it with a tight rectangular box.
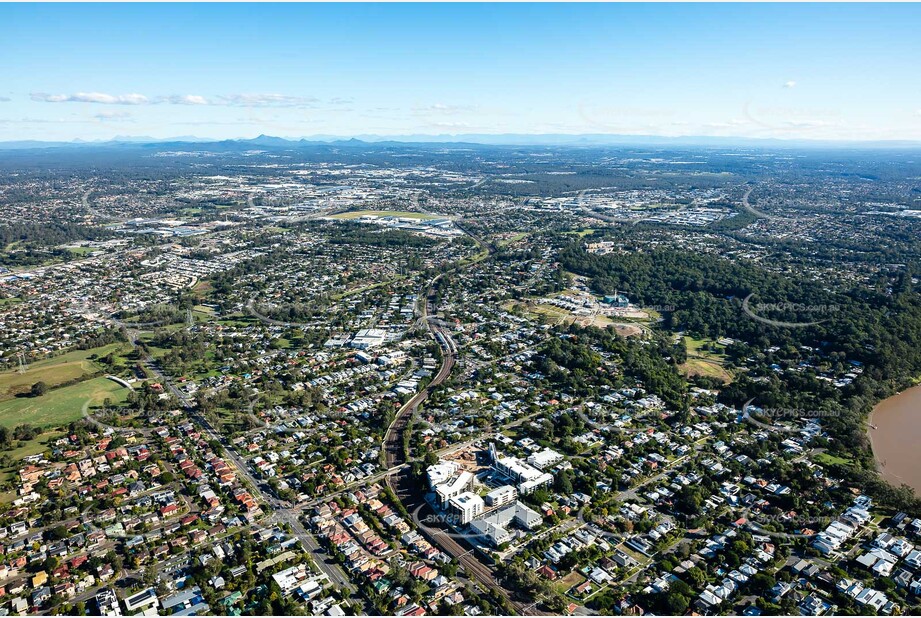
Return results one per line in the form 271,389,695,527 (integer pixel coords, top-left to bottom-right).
192,305,216,322
497,232,528,247
0,429,69,488
3,430,65,463
331,275,408,300
505,300,644,337
329,210,439,220
137,334,172,361
0,343,129,400
683,336,727,359
814,452,854,467
0,377,129,430
64,246,97,256
563,228,598,237
680,336,732,383
681,358,731,382
556,571,586,594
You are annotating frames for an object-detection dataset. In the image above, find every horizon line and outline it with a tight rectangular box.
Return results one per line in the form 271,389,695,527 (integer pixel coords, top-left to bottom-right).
4,132,921,148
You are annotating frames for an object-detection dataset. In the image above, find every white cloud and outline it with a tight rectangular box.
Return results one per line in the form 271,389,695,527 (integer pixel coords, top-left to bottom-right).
161,93,324,107
31,92,149,105
213,93,319,107
29,91,331,109
0,96,10,102
783,80,797,89
162,94,210,105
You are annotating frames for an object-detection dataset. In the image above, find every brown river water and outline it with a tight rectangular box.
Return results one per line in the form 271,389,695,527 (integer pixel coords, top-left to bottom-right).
870,384,921,493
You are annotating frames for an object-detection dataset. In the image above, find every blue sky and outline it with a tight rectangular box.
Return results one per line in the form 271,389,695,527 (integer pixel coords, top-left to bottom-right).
2,3,920,141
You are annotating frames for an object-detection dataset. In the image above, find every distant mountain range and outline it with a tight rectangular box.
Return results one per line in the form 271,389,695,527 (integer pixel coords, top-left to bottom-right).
2,133,921,150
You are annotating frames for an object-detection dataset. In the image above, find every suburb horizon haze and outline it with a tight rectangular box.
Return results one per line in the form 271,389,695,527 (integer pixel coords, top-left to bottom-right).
2,2,920,143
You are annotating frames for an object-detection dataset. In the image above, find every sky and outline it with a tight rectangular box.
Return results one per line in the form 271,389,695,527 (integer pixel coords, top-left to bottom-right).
2,3,920,142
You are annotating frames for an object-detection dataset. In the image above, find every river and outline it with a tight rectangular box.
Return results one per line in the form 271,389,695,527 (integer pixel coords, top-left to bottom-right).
870,384,921,493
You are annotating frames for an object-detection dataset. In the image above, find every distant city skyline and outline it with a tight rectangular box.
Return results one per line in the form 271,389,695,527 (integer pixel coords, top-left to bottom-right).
2,3,920,142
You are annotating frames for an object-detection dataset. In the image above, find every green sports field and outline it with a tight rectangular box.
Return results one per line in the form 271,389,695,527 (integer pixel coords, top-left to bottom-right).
0,343,129,400
0,377,129,430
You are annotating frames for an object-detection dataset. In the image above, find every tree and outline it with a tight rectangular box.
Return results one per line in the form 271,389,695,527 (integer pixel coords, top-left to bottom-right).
31,381,49,397
686,566,707,588
13,424,39,441
664,592,690,615
555,468,574,494
142,563,158,586
676,485,703,515
750,572,776,594
44,555,61,572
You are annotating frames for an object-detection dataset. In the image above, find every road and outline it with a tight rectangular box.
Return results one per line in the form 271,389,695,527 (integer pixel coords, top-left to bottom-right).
123,221,529,613
740,185,772,219
139,355,362,606
615,437,709,503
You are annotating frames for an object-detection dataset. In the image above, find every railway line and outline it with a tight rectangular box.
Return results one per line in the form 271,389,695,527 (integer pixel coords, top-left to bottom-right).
386,469,539,615
380,235,541,615
382,275,456,469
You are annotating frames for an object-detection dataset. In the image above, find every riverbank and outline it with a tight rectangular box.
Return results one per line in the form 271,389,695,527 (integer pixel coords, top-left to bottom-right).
869,383,921,494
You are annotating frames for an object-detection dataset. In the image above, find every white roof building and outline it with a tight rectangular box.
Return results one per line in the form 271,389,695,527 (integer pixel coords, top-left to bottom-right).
527,448,564,470
448,492,485,525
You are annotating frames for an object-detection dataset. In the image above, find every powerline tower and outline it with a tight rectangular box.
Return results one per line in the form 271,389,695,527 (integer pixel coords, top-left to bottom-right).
16,351,27,374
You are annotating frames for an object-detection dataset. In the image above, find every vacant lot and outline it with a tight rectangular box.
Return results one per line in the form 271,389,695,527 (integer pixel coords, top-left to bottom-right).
0,343,128,400
191,280,214,299
0,377,129,430
505,300,644,337
557,570,586,593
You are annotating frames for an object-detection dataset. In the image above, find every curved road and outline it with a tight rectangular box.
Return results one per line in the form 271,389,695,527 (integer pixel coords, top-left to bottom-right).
740,186,772,220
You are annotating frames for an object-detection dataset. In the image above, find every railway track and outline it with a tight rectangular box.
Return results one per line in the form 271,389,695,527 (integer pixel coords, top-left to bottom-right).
387,469,538,615
380,235,542,615
382,275,454,468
